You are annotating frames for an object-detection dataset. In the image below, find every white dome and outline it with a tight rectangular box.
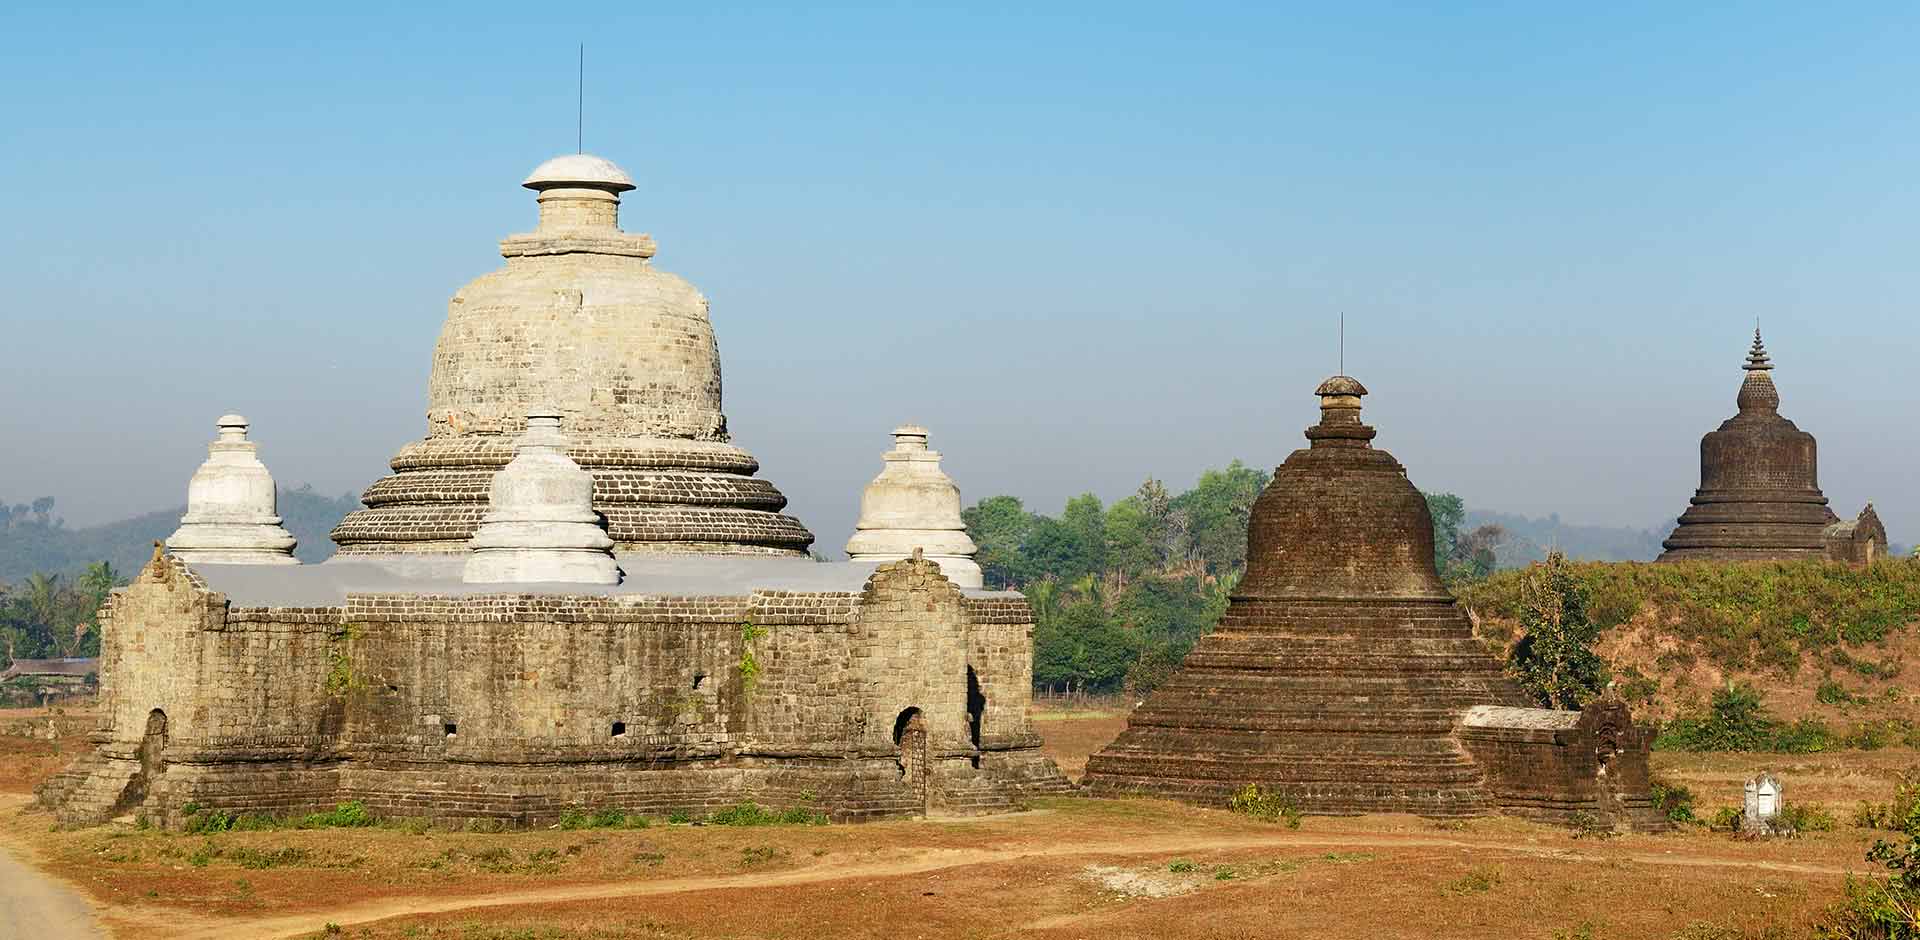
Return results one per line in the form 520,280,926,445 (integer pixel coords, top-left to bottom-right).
522,153,635,192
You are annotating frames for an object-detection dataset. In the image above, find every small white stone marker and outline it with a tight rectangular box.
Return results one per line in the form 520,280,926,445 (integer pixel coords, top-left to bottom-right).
464,410,619,585
165,415,300,565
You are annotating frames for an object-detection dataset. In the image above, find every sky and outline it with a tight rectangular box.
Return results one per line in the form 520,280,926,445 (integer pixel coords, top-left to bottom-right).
2,2,1915,553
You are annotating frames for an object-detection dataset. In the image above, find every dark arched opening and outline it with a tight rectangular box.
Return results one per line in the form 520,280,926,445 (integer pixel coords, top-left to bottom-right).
966,667,986,769
892,706,922,746
892,707,929,810
140,709,168,779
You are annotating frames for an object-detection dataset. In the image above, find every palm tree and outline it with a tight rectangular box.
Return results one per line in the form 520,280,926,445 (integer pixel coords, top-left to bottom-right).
24,573,61,629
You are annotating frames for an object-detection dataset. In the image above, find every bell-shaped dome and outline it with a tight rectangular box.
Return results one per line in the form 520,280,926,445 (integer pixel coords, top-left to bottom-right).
332,155,814,557
845,426,981,588
1659,331,1836,562
166,415,299,565
1240,376,1450,601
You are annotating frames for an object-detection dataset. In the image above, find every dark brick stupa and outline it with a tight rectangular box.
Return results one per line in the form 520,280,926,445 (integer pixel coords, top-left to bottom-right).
1658,331,1886,564
1083,376,1666,828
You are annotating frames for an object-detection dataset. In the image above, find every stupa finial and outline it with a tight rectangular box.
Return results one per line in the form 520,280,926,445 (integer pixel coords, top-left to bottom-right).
1306,375,1375,447
1745,327,1772,372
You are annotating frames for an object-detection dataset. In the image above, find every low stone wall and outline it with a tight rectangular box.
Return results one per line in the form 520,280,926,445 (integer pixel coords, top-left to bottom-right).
42,552,1068,827
1457,700,1669,831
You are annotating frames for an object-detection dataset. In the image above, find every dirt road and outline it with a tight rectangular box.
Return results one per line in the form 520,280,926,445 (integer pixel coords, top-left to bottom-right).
0,839,102,940
124,826,1860,940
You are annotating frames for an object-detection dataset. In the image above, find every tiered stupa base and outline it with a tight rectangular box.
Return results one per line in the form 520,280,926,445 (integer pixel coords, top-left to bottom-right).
1084,597,1533,816
333,436,812,555
1657,492,1838,562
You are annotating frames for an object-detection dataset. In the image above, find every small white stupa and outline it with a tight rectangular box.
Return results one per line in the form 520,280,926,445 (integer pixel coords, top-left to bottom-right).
165,415,299,565
845,425,983,589
464,410,619,585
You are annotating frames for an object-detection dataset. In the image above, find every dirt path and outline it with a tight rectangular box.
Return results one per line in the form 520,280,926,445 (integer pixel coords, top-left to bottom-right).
0,838,103,940
120,826,1864,940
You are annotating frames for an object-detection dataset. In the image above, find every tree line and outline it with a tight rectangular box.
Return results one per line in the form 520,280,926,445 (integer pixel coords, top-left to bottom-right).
0,561,121,668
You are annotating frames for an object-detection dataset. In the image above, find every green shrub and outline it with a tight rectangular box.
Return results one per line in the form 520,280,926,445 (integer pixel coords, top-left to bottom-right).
1649,778,1700,825
557,808,650,830
1443,865,1504,895
296,801,375,829
1779,802,1838,834
1854,773,1920,832
704,803,827,827
1819,797,1920,938
1227,783,1302,828
1167,858,1197,873
1508,551,1608,710
1708,807,1744,832
1657,682,1836,753
1819,678,1859,706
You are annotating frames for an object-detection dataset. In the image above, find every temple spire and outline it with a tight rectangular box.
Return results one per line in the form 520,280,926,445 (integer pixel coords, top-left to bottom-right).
1745,328,1772,372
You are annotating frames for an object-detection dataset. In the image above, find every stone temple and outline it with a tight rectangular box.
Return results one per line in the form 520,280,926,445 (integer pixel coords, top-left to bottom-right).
1658,331,1886,564
39,154,1067,828
330,154,812,557
1083,376,1667,829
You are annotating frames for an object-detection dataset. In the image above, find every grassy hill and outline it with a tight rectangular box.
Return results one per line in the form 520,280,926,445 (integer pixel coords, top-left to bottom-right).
0,486,358,583
1458,558,1920,748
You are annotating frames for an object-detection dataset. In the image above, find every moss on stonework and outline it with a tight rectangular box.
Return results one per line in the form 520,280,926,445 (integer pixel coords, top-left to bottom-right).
738,622,768,694
324,623,365,697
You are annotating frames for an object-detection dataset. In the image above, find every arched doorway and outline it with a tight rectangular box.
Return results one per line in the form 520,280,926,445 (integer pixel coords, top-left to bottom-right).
893,707,928,812
139,709,169,781
966,667,986,769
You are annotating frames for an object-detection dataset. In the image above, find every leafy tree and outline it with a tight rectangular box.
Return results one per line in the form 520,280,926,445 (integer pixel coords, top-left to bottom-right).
1508,550,1608,709
1425,492,1466,566
1102,496,1158,579
1170,460,1268,575
960,496,1033,589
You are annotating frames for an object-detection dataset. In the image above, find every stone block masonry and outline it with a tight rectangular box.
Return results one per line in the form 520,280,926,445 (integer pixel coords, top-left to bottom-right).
40,551,1067,827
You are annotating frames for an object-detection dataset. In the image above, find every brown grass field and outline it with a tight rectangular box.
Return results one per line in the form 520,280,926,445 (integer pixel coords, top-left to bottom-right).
1,706,1911,939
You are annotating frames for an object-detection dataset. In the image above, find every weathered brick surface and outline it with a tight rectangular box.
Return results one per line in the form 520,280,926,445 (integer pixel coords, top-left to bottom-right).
41,552,1065,827
1084,378,1661,830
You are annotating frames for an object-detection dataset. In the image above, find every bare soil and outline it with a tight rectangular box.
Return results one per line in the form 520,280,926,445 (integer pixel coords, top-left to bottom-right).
0,707,1906,939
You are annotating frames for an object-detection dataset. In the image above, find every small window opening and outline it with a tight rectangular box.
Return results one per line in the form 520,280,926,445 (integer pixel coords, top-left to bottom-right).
611,721,626,737
443,723,457,737
692,673,706,690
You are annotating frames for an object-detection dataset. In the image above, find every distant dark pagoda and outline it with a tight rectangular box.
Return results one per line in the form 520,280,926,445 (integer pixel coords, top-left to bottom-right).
1084,376,1666,829
1658,331,1885,564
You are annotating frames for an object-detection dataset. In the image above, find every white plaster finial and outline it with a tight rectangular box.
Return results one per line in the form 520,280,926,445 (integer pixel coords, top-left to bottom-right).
165,414,300,565
464,410,619,585
845,425,982,589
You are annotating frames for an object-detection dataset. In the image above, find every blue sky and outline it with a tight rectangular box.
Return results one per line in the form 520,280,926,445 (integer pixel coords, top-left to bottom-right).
2,2,1915,550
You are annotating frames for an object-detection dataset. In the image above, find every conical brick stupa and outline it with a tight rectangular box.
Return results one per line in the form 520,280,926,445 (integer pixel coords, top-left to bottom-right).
1084,375,1666,829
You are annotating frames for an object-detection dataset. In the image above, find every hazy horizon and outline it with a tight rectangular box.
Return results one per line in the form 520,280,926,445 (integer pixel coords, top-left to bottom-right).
4,3,1914,550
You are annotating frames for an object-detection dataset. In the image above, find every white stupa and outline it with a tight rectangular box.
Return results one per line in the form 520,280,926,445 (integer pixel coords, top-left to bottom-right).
464,410,619,585
845,425,983,589
165,415,300,565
